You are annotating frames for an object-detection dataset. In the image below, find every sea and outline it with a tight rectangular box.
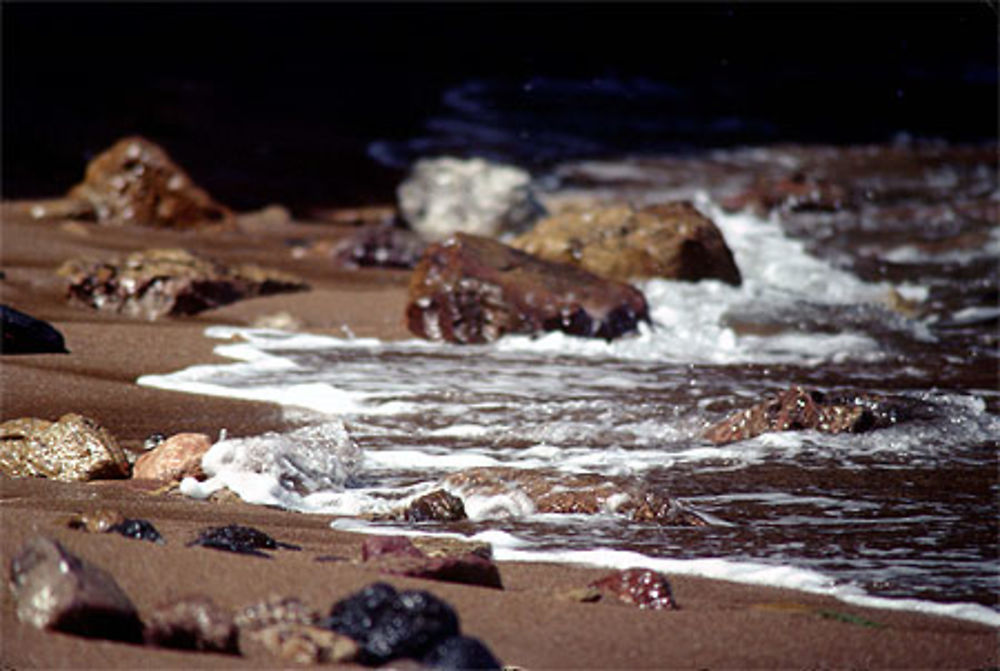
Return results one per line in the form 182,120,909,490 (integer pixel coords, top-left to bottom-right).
138,130,999,627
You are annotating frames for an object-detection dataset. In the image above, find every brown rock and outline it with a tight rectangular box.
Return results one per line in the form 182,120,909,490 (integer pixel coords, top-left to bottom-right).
8,536,143,642
0,413,129,481
403,489,468,523
132,432,212,482
59,247,308,320
511,201,741,286
239,623,360,664
67,136,233,228
144,595,238,653
589,568,678,610
407,233,650,344
67,509,126,533
360,536,503,590
361,536,426,562
234,595,320,631
333,223,428,269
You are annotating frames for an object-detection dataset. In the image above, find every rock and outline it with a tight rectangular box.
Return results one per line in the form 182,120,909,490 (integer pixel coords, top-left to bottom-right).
361,536,426,562
68,510,164,544
234,595,320,631
1,304,69,354
105,518,165,544
58,247,308,320
589,568,678,610
422,635,503,670
512,201,742,286
403,489,468,523
8,536,143,642
0,413,130,481
323,582,461,666
239,623,360,664
407,233,650,344
703,386,931,446
333,223,428,269
188,524,302,559
398,157,543,241
144,595,238,653
721,172,848,214
360,536,503,590
67,136,234,228
132,432,211,482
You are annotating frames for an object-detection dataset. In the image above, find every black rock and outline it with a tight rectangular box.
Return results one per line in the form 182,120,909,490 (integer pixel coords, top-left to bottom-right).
188,524,301,558
1,304,68,354
107,518,164,544
423,635,503,670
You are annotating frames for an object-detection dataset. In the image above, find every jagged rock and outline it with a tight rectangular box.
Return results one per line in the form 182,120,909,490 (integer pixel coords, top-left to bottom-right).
59,248,308,320
333,223,428,269
512,201,741,286
1,304,69,354
67,136,234,228
132,432,211,482
721,172,848,214
360,536,503,590
407,233,650,344
703,386,931,446
0,413,129,481
144,595,238,653
589,568,678,610
8,537,143,642
239,623,360,664
398,157,543,241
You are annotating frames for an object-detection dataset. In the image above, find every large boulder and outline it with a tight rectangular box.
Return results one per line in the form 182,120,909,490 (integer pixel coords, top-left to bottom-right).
59,247,308,320
67,136,234,228
0,413,129,481
406,233,650,343
511,201,742,286
398,157,543,241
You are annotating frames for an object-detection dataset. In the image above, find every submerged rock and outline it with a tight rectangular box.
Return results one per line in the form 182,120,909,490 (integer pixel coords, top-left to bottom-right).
0,413,129,482
512,201,742,286
398,156,543,241
589,568,678,610
0,304,69,354
132,432,211,482
144,595,238,653
703,386,932,446
59,247,308,320
407,233,650,344
188,524,302,559
8,537,143,642
360,536,503,590
67,135,234,228
332,223,428,269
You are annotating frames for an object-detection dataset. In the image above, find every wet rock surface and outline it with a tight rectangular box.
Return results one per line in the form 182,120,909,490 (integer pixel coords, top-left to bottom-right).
512,201,741,286
407,233,650,343
589,568,678,610
0,304,69,354
132,432,211,482
360,536,503,590
8,537,143,642
143,595,238,653
398,156,543,241
67,136,234,228
188,524,302,558
59,247,309,320
703,386,935,446
332,223,428,269
402,489,469,523
0,413,130,482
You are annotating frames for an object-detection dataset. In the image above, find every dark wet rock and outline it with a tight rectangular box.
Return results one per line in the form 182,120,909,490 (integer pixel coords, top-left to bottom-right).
333,223,428,269
407,233,650,344
188,524,302,558
703,386,933,446
144,595,238,653
106,518,164,544
589,568,678,610
323,582,461,666
361,536,503,590
59,248,309,320
239,623,360,664
0,413,130,482
234,595,320,631
398,157,543,241
403,489,468,523
512,201,742,286
8,536,143,642
132,432,211,482
721,172,849,214
1,304,69,354
67,135,234,228
422,635,503,670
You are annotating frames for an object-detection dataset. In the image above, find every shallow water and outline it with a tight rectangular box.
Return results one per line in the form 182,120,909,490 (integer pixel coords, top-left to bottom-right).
140,145,999,625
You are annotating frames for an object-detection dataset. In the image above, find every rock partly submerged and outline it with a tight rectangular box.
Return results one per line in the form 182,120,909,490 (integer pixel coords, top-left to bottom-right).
407,233,650,344
0,413,130,482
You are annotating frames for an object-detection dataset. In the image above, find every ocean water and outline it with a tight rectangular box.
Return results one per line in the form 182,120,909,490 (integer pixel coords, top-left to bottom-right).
139,149,999,626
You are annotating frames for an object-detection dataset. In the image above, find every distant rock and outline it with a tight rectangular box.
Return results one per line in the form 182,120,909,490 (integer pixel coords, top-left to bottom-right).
332,223,428,269
721,172,848,214
398,157,543,241
398,489,468,523
59,247,308,320
407,233,650,344
67,135,234,228
144,595,238,653
132,432,211,482
589,568,678,610
68,510,164,544
188,524,302,559
512,201,742,286
704,386,932,445
8,537,143,642
360,536,503,590
0,413,129,482
1,305,69,354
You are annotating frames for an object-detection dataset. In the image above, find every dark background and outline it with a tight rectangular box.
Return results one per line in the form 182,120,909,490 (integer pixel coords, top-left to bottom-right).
3,2,997,213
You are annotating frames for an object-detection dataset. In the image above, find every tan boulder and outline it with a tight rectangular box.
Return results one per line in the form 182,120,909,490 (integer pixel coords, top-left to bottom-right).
0,413,129,481
132,432,212,482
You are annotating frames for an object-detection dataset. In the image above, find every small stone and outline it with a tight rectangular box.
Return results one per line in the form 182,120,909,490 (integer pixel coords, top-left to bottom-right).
132,432,211,482
144,595,238,653
404,489,468,523
332,223,428,269
239,623,359,664
422,635,503,670
188,524,302,558
0,413,129,482
589,568,678,610
106,518,165,544
361,536,426,562
234,595,320,631
1,304,69,354
8,536,143,642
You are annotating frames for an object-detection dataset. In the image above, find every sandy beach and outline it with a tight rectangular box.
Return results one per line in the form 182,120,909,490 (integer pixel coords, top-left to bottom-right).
1,205,997,669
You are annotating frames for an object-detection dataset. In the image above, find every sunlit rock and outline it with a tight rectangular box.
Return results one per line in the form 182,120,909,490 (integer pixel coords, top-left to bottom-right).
0,413,129,481
132,432,211,482
589,568,678,610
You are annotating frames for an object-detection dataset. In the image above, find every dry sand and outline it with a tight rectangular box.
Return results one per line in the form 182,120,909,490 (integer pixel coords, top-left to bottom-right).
1,206,997,669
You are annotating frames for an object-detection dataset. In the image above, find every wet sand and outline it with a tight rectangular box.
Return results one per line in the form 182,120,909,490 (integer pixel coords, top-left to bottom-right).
1,207,996,669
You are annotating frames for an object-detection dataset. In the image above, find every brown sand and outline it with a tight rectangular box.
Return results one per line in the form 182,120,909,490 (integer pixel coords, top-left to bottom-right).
1,207,997,669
